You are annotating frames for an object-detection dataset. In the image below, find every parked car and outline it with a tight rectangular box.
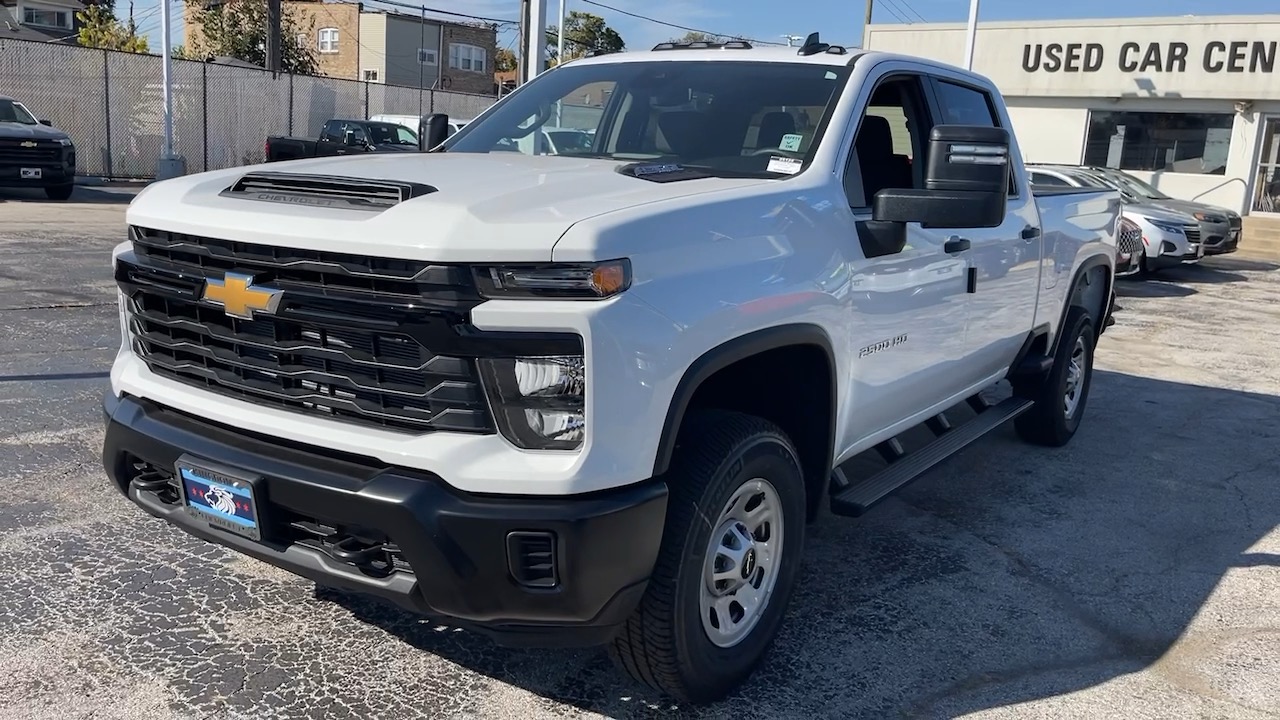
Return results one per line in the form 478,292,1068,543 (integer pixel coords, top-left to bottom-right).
0,95,75,200
1081,165,1242,256
369,113,472,139
492,125,595,155
265,119,420,162
1029,164,1202,274
105,36,1121,702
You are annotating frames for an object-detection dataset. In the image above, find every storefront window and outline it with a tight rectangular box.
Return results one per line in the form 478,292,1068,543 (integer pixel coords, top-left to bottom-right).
1083,111,1233,176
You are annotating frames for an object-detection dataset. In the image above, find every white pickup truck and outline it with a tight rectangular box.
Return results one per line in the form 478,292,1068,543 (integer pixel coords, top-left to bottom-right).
103,34,1120,702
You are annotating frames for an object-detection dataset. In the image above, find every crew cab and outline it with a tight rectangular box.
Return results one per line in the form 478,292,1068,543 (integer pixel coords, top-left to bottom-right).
103,35,1119,703
0,95,75,200
265,119,420,162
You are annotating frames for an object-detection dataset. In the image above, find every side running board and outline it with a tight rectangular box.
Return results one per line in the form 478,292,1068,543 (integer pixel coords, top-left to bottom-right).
829,396,1034,517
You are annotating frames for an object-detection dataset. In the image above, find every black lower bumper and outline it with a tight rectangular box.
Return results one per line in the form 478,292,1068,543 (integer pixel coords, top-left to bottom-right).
102,393,668,648
0,162,73,188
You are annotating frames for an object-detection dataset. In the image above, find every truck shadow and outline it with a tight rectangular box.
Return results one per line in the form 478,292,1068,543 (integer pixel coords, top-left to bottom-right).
320,370,1280,719
0,186,138,204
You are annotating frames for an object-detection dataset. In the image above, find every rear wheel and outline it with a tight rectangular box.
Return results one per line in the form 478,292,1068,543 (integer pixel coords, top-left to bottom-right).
608,410,806,703
44,184,73,201
1013,305,1096,447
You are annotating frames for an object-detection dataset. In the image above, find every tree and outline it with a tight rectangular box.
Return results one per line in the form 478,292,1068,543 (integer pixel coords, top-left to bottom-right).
546,11,624,65
495,47,517,73
77,5,148,53
669,31,724,44
186,0,318,75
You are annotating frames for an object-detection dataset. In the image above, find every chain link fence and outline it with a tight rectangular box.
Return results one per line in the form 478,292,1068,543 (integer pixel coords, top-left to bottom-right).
0,38,497,179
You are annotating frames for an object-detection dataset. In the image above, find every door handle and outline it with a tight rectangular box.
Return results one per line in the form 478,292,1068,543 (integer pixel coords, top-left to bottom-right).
1021,225,1041,241
944,236,971,253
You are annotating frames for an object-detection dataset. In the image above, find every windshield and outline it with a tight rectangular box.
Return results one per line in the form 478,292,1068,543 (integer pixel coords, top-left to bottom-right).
443,60,852,178
1095,168,1169,200
0,100,38,125
367,122,418,145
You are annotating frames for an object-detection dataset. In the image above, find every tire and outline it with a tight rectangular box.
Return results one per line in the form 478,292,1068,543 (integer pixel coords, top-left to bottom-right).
608,410,806,703
44,184,73,201
1013,305,1096,447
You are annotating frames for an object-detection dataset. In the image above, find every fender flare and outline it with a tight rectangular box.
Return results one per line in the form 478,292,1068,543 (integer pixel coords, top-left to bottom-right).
1052,252,1113,356
652,323,838,479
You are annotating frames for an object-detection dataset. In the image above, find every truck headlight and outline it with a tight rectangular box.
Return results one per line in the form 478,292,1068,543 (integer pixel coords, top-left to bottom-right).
474,259,630,299
480,356,585,450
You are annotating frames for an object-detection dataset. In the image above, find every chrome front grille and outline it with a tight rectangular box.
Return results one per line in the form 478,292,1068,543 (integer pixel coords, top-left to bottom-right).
1184,227,1202,244
1118,224,1143,255
118,227,494,434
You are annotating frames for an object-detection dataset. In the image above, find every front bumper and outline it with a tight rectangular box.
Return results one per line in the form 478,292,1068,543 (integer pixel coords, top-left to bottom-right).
1204,225,1241,255
103,392,668,648
0,155,75,188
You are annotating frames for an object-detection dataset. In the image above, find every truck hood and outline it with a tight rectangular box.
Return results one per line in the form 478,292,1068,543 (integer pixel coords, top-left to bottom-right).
0,122,69,141
126,152,765,262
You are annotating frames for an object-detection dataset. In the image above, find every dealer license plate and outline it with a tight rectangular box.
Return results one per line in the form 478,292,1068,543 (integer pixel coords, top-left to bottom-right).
176,457,263,541
20,168,41,179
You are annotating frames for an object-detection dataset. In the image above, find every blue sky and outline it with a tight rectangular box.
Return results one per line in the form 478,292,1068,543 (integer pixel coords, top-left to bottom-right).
138,0,1280,58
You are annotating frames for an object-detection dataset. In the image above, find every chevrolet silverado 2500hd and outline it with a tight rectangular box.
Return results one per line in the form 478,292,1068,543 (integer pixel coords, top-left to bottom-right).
103,35,1120,702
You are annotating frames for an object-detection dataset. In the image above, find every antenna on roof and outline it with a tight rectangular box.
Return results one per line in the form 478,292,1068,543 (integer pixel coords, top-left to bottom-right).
797,32,829,56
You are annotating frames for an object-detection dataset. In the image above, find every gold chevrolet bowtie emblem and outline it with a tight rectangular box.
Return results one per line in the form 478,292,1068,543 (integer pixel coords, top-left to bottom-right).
20,141,37,148
202,272,283,320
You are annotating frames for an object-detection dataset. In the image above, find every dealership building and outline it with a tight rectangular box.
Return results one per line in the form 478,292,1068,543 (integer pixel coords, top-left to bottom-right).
864,14,1280,217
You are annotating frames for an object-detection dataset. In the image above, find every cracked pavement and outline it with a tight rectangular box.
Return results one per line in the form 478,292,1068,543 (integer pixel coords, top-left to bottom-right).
2,187,1279,719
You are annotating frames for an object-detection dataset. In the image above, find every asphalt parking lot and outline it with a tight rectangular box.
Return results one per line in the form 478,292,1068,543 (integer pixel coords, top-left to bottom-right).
2,187,1279,720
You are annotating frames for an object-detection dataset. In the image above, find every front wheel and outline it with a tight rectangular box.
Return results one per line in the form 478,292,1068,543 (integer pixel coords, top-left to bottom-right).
1013,305,1096,447
608,410,806,703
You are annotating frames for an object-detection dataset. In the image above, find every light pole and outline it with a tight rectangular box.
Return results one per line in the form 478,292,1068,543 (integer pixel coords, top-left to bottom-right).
156,0,185,179
963,0,980,70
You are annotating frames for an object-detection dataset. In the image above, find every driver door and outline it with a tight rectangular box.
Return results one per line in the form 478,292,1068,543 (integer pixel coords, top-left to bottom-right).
837,70,973,451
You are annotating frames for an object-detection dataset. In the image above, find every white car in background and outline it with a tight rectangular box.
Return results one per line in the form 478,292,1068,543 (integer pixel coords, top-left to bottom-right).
1029,164,1203,276
369,113,473,138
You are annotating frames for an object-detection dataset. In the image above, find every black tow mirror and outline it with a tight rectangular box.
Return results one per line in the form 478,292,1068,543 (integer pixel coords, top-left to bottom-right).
872,125,1011,229
419,113,450,151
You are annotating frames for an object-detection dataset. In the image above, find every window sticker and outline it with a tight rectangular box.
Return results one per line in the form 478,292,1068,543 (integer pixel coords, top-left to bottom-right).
767,156,803,175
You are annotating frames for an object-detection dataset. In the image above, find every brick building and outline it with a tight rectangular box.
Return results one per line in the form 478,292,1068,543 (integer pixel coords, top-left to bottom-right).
183,0,498,96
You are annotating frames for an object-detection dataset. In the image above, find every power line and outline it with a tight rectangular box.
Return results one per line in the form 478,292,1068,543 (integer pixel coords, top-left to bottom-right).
578,0,788,46
356,0,517,26
885,0,926,22
874,0,911,24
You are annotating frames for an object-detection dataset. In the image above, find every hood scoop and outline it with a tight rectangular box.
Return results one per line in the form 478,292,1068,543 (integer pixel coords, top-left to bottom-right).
221,171,437,211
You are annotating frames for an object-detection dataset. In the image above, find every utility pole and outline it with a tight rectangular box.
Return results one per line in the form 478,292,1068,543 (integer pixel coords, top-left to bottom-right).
523,0,547,84
266,0,282,76
963,0,980,70
864,0,873,29
516,0,527,85
556,0,565,65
